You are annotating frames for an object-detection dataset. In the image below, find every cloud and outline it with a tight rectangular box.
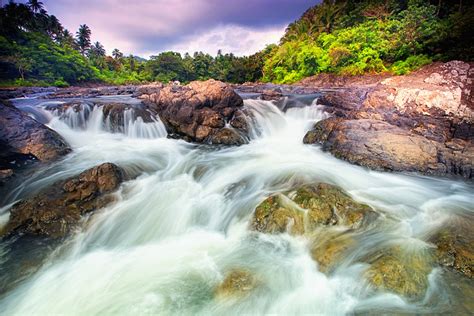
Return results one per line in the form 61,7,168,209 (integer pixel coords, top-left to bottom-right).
167,24,285,57
41,0,315,57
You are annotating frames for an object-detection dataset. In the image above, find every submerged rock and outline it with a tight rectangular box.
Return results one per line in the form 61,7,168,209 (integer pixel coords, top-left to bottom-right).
303,61,474,179
2,163,124,238
365,247,433,299
145,80,249,145
310,231,355,273
215,269,257,298
251,183,375,235
430,218,473,278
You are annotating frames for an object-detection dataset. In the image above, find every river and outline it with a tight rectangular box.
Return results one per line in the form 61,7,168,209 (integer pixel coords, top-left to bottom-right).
0,93,472,315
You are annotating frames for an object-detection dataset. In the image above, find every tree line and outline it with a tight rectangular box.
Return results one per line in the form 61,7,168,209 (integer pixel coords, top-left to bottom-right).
0,0,472,86
0,0,267,86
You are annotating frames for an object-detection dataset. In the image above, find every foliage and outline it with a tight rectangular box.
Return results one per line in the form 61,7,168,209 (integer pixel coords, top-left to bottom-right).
0,0,472,86
264,0,473,83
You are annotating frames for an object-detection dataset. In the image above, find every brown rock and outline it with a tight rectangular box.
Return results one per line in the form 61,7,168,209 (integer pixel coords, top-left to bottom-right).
146,80,248,145
304,61,474,179
0,100,71,162
215,269,257,298
2,163,123,238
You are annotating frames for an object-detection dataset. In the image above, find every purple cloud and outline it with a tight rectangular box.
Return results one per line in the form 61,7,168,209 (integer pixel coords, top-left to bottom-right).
38,0,317,57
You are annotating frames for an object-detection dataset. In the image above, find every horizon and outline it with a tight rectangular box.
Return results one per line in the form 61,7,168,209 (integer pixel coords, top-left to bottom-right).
13,0,318,58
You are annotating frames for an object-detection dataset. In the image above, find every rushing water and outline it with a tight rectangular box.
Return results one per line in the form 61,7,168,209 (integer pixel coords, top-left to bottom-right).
0,94,473,315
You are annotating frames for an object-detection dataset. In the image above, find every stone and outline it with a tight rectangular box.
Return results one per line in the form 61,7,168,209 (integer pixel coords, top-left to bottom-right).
215,269,257,298
2,163,124,238
146,80,249,145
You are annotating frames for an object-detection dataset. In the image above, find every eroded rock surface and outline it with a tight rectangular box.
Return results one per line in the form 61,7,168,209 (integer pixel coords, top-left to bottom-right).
304,61,474,178
144,80,249,145
2,163,124,238
215,269,257,298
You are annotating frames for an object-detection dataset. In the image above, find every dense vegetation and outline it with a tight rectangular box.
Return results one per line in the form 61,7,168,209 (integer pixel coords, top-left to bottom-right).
0,0,266,86
0,0,472,86
264,0,473,83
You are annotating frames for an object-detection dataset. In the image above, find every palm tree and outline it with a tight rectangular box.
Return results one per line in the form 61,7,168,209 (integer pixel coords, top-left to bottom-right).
76,24,91,55
112,48,123,59
27,0,44,13
91,41,106,57
59,29,76,48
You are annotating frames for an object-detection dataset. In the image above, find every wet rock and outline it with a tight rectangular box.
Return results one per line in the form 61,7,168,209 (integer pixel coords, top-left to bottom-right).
146,80,249,145
365,247,433,299
252,194,305,235
2,163,124,238
0,100,71,162
260,89,283,101
215,269,257,298
251,183,375,235
304,61,474,179
310,231,355,273
430,219,473,278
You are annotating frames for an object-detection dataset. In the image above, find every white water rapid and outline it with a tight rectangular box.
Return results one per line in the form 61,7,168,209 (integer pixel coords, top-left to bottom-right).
0,94,472,315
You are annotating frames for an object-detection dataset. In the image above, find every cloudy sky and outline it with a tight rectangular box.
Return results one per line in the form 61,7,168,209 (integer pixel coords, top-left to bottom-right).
36,0,316,57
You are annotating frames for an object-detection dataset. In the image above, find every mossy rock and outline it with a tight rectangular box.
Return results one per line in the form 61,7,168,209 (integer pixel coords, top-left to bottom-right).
430,218,473,278
310,230,355,273
215,269,257,298
365,246,433,299
251,183,375,235
252,194,305,235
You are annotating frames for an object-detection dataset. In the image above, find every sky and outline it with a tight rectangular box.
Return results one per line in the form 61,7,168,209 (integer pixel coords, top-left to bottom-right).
35,0,317,58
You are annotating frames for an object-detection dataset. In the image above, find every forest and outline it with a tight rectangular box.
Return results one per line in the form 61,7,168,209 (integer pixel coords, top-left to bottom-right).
0,0,472,86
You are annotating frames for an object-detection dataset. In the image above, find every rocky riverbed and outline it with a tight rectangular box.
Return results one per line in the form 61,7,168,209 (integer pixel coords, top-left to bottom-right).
0,61,472,314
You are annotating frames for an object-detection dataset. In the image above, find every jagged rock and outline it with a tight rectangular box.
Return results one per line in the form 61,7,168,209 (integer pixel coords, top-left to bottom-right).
145,80,249,145
2,163,124,238
304,61,474,179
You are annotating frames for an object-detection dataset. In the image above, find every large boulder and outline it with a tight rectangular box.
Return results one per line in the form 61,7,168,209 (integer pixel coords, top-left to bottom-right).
0,100,71,162
304,61,474,179
1,163,124,238
145,80,249,145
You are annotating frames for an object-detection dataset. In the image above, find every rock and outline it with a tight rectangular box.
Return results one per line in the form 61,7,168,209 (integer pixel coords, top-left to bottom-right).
364,247,433,299
215,269,257,298
0,100,71,162
251,183,375,235
430,218,473,278
304,61,474,179
260,89,283,101
310,231,355,272
2,163,124,238
146,80,249,145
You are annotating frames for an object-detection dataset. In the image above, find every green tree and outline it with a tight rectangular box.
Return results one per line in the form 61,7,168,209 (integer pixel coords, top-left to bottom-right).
76,24,91,56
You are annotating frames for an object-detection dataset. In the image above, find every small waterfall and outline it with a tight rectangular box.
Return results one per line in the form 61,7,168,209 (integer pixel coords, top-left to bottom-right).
44,100,167,139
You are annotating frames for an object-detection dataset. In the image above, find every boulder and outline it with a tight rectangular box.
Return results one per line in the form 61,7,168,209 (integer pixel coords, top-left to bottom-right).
2,163,124,238
0,100,71,162
304,61,474,179
145,80,249,145
252,183,375,235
